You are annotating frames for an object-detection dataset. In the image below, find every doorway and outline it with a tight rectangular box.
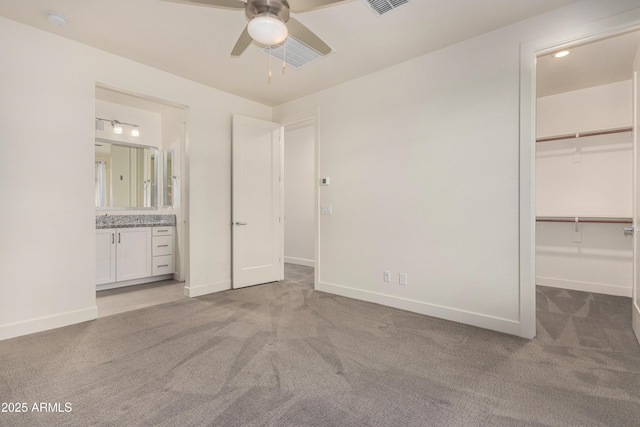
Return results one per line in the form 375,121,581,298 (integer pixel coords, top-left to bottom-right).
528,27,640,347
94,85,189,317
283,119,316,272
278,109,319,286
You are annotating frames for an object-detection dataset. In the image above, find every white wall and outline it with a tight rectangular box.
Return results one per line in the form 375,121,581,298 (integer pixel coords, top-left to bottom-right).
0,16,270,340
284,124,315,267
537,80,633,138
537,222,632,296
537,81,633,217
274,0,640,336
160,105,187,281
536,81,633,297
95,99,162,148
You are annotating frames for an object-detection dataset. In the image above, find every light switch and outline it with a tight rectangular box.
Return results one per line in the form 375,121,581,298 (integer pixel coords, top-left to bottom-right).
320,177,330,186
321,204,332,215
399,273,408,285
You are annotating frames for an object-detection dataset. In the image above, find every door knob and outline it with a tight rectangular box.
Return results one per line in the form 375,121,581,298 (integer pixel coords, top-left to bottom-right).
624,227,634,233
234,221,248,226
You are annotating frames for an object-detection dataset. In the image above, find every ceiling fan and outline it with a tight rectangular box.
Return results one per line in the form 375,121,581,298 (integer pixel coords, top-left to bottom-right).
164,0,344,56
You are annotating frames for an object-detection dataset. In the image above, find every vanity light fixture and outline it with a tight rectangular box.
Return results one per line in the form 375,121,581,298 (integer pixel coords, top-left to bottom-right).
112,120,123,134
95,117,140,137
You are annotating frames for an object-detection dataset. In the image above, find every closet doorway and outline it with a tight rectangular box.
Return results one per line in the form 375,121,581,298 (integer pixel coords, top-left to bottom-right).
534,29,640,347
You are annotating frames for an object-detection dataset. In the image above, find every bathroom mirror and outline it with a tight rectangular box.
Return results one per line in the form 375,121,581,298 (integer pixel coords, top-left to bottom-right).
163,150,174,208
95,139,158,209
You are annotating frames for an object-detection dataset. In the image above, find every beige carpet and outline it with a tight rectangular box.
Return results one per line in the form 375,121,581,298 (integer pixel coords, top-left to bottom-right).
1,264,639,426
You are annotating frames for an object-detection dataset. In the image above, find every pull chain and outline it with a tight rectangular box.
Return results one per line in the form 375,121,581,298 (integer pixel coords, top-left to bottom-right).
282,40,286,75
268,46,272,83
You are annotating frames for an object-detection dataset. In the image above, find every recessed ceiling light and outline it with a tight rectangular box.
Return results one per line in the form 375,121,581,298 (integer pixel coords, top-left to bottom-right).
553,50,570,58
46,12,68,27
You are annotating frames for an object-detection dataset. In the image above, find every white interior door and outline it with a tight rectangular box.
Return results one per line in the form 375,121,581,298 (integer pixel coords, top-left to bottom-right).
232,114,283,289
633,67,640,345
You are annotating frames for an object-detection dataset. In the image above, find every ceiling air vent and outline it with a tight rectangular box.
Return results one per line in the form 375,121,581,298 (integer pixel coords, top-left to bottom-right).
261,36,331,68
363,0,410,16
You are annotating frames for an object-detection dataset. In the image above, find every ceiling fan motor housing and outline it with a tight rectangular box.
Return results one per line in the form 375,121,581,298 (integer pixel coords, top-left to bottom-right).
245,0,290,23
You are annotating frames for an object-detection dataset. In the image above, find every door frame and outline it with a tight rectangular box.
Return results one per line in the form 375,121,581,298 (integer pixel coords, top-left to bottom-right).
519,13,640,339
275,107,320,288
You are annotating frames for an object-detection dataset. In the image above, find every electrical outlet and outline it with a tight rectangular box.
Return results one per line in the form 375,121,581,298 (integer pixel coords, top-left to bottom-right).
321,204,332,215
383,270,391,282
399,273,408,286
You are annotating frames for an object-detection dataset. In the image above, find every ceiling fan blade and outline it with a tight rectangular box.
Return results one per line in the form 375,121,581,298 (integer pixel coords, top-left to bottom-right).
286,17,332,55
286,0,346,13
161,0,245,10
231,25,253,56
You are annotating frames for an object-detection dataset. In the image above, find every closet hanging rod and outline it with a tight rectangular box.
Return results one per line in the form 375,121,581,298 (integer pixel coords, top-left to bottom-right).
536,126,633,143
536,216,632,224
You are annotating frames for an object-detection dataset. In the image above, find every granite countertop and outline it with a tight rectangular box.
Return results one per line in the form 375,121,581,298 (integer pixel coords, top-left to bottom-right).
96,214,176,229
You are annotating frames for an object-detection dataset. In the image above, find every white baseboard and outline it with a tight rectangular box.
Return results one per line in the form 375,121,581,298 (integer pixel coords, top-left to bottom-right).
0,307,98,341
184,279,230,297
284,256,315,267
536,276,632,297
96,274,173,292
317,281,521,336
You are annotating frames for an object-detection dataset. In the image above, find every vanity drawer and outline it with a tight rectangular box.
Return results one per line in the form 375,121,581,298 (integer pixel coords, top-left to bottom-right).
153,226,173,236
152,255,174,276
152,235,173,256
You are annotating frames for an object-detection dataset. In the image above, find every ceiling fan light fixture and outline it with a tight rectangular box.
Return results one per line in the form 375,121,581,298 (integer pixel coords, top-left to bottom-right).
247,13,288,46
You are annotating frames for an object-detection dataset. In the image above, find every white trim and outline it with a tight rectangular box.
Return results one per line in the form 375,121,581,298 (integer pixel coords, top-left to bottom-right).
0,307,98,341
184,279,230,297
284,256,315,267
317,281,521,336
519,9,640,340
536,276,632,298
280,125,285,281
633,302,640,345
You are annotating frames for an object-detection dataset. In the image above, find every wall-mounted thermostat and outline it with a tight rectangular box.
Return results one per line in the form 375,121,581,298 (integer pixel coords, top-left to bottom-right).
320,177,330,186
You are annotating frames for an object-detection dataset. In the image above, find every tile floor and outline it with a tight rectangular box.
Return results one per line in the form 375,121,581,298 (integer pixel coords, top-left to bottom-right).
96,279,187,317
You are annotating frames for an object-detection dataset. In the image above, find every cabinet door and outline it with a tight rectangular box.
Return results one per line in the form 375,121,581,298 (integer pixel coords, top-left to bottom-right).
96,229,116,285
116,227,152,281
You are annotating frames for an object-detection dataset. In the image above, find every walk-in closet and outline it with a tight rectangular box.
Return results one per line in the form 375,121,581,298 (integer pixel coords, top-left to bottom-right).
535,31,640,341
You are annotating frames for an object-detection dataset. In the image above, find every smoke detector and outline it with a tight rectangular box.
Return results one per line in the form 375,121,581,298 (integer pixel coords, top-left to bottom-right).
46,12,68,27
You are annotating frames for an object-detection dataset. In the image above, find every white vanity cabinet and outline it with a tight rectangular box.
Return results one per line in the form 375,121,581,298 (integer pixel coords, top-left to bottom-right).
96,228,117,285
152,226,175,276
116,227,152,281
96,226,165,288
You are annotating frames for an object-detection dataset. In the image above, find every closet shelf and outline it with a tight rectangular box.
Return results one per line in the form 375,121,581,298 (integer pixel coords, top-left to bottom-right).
536,216,632,224
536,126,633,143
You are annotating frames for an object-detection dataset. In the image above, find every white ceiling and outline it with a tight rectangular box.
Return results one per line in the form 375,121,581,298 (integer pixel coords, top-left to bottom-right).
0,0,586,106
537,29,640,97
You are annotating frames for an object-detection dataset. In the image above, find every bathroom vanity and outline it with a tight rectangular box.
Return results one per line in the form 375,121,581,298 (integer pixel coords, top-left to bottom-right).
96,214,176,290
